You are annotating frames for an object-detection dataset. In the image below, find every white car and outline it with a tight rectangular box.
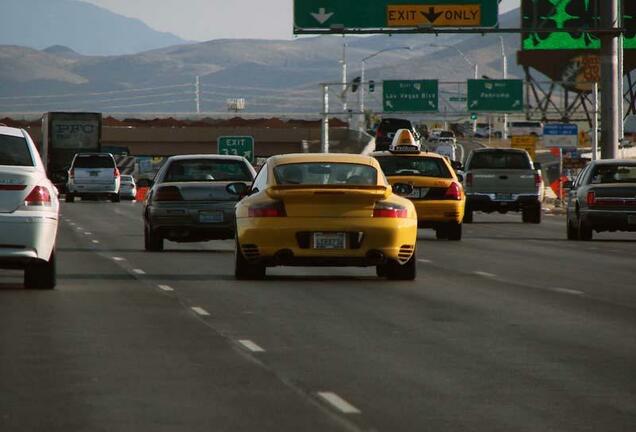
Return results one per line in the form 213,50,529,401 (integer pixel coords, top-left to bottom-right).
119,175,137,200
66,153,121,202
0,126,59,289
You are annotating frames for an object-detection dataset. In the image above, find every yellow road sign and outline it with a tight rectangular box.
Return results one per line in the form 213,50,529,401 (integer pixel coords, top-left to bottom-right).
511,135,537,160
387,4,482,27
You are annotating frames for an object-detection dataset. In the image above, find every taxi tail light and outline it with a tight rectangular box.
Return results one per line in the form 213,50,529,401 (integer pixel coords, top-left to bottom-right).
586,191,596,206
24,186,52,207
373,202,408,218
444,182,462,201
466,173,473,187
248,201,286,217
154,186,183,202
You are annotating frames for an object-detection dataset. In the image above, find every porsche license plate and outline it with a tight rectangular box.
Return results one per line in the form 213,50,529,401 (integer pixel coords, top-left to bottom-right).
313,232,347,249
199,211,224,224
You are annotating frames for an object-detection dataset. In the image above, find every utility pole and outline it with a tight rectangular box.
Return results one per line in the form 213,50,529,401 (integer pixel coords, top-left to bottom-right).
195,76,201,114
341,40,347,113
600,0,619,159
359,61,365,132
593,82,599,161
321,84,329,153
499,36,508,140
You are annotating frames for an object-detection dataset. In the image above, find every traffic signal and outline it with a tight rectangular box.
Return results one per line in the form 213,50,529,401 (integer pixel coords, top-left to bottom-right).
369,80,375,93
351,77,361,93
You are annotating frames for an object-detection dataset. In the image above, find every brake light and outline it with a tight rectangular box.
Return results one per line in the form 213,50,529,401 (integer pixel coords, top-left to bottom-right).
466,173,473,187
154,186,183,202
114,167,120,177
69,168,74,179
248,201,286,217
445,182,462,200
535,173,542,188
24,186,51,206
376,130,384,138
587,191,596,206
373,202,408,218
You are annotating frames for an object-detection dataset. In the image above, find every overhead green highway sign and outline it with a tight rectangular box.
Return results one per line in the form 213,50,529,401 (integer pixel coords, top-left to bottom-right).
467,79,523,113
383,80,438,113
293,0,499,34
217,136,254,163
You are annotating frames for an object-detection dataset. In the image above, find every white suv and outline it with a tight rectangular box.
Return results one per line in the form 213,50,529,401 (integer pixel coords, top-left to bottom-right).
0,126,59,289
66,153,121,202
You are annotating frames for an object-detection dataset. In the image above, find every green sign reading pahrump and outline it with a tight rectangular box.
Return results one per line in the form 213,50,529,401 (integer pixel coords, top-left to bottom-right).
383,80,438,113
217,136,254,163
467,79,523,113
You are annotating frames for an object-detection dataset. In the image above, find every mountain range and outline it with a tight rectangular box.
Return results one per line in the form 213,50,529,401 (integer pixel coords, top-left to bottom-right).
0,2,524,115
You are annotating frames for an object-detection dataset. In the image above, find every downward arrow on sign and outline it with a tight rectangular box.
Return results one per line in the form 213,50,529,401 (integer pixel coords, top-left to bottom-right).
311,8,334,24
421,7,443,23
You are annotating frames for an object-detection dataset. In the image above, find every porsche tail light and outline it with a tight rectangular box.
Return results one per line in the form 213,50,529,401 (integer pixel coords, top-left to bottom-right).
154,186,183,202
24,186,52,207
444,182,462,201
248,201,286,217
373,202,408,218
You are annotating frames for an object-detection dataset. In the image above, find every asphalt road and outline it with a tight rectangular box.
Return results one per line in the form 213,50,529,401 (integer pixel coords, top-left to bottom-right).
1,201,635,432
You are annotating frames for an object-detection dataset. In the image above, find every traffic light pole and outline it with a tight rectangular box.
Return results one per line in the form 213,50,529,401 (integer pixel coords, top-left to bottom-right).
359,61,366,131
321,84,329,153
600,0,620,159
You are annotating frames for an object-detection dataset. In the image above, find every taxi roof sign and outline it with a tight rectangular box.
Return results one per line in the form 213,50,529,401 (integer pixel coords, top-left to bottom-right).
389,129,421,154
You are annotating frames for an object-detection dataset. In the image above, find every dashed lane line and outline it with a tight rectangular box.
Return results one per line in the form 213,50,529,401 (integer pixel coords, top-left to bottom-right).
237,339,265,353
317,392,361,414
552,288,585,296
158,284,174,292
191,307,210,316
92,240,100,244
474,271,497,278
132,269,146,275
417,259,433,264
112,257,126,262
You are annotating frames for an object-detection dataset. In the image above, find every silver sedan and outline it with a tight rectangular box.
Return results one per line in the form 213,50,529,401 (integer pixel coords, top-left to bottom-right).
142,155,255,251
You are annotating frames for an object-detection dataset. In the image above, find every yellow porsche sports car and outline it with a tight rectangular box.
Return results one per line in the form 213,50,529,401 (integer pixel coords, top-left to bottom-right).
226,153,418,280
371,131,465,241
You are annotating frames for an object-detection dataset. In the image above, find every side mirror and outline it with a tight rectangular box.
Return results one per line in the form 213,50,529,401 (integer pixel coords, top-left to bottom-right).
563,180,574,189
450,161,463,171
392,182,414,197
137,178,154,188
533,162,542,170
226,182,249,197
456,173,464,183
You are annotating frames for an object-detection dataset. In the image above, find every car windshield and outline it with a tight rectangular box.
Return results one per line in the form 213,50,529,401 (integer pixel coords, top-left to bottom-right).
590,165,636,184
274,163,378,186
0,134,33,167
164,159,252,182
376,156,452,178
469,151,531,170
74,155,114,168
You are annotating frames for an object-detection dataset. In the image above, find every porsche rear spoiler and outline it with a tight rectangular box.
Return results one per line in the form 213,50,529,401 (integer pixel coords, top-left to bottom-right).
266,184,391,200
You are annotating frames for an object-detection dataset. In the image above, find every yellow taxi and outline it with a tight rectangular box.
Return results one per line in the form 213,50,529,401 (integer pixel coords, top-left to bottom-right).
226,153,418,280
371,129,465,241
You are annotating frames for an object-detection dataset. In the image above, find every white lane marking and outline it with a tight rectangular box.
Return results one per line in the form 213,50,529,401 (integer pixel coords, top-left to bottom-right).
84,232,92,235
76,227,83,231
417,259,433,264
92,240,100,244
191,307,210,316
238,339,265,353
552,288,585,296
132,269,146,275
112,257,125,262
474,271,496,278
317,392,361,414
158,284,174,292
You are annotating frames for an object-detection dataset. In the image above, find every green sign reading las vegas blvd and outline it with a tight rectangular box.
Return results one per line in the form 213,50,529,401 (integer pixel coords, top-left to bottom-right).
383,80,438,113
467,79,523,113
217,136,254,163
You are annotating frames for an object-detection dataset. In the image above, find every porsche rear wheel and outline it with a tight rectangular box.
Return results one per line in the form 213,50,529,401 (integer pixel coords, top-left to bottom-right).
386,254,416,281
235,240,265,280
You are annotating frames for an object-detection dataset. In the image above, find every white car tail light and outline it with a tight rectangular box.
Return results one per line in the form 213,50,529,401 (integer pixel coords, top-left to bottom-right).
24,186,52,207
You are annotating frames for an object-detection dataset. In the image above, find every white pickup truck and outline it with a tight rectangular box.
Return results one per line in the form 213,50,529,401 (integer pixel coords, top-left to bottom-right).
463,148,544,223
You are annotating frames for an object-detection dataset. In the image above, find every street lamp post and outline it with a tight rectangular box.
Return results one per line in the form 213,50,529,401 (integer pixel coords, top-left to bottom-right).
499,36,508,140
359,46,411,131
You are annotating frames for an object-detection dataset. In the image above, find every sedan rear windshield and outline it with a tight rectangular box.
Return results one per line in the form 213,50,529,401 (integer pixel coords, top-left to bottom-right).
590,165,636,184
378,119,412,132
73,155,115,169
376,156,452,179
274,163,378,186
469,151,531,170
164,159,253,182
0,135,33,167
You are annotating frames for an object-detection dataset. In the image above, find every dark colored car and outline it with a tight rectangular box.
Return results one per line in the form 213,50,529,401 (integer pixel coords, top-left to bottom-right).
142,155,256,251
566,160,636,240
375,118,419,151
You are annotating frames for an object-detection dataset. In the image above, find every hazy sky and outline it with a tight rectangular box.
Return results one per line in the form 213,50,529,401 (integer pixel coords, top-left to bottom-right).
81,0,520,41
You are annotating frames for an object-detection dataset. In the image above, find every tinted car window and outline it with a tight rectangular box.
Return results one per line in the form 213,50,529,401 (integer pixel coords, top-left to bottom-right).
164,159,253,182
0,135,33,167
590,164,636,184
74,155,115,168
469,152,531,170
377,119,412,133
274,163,377,186
376,156,452,178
